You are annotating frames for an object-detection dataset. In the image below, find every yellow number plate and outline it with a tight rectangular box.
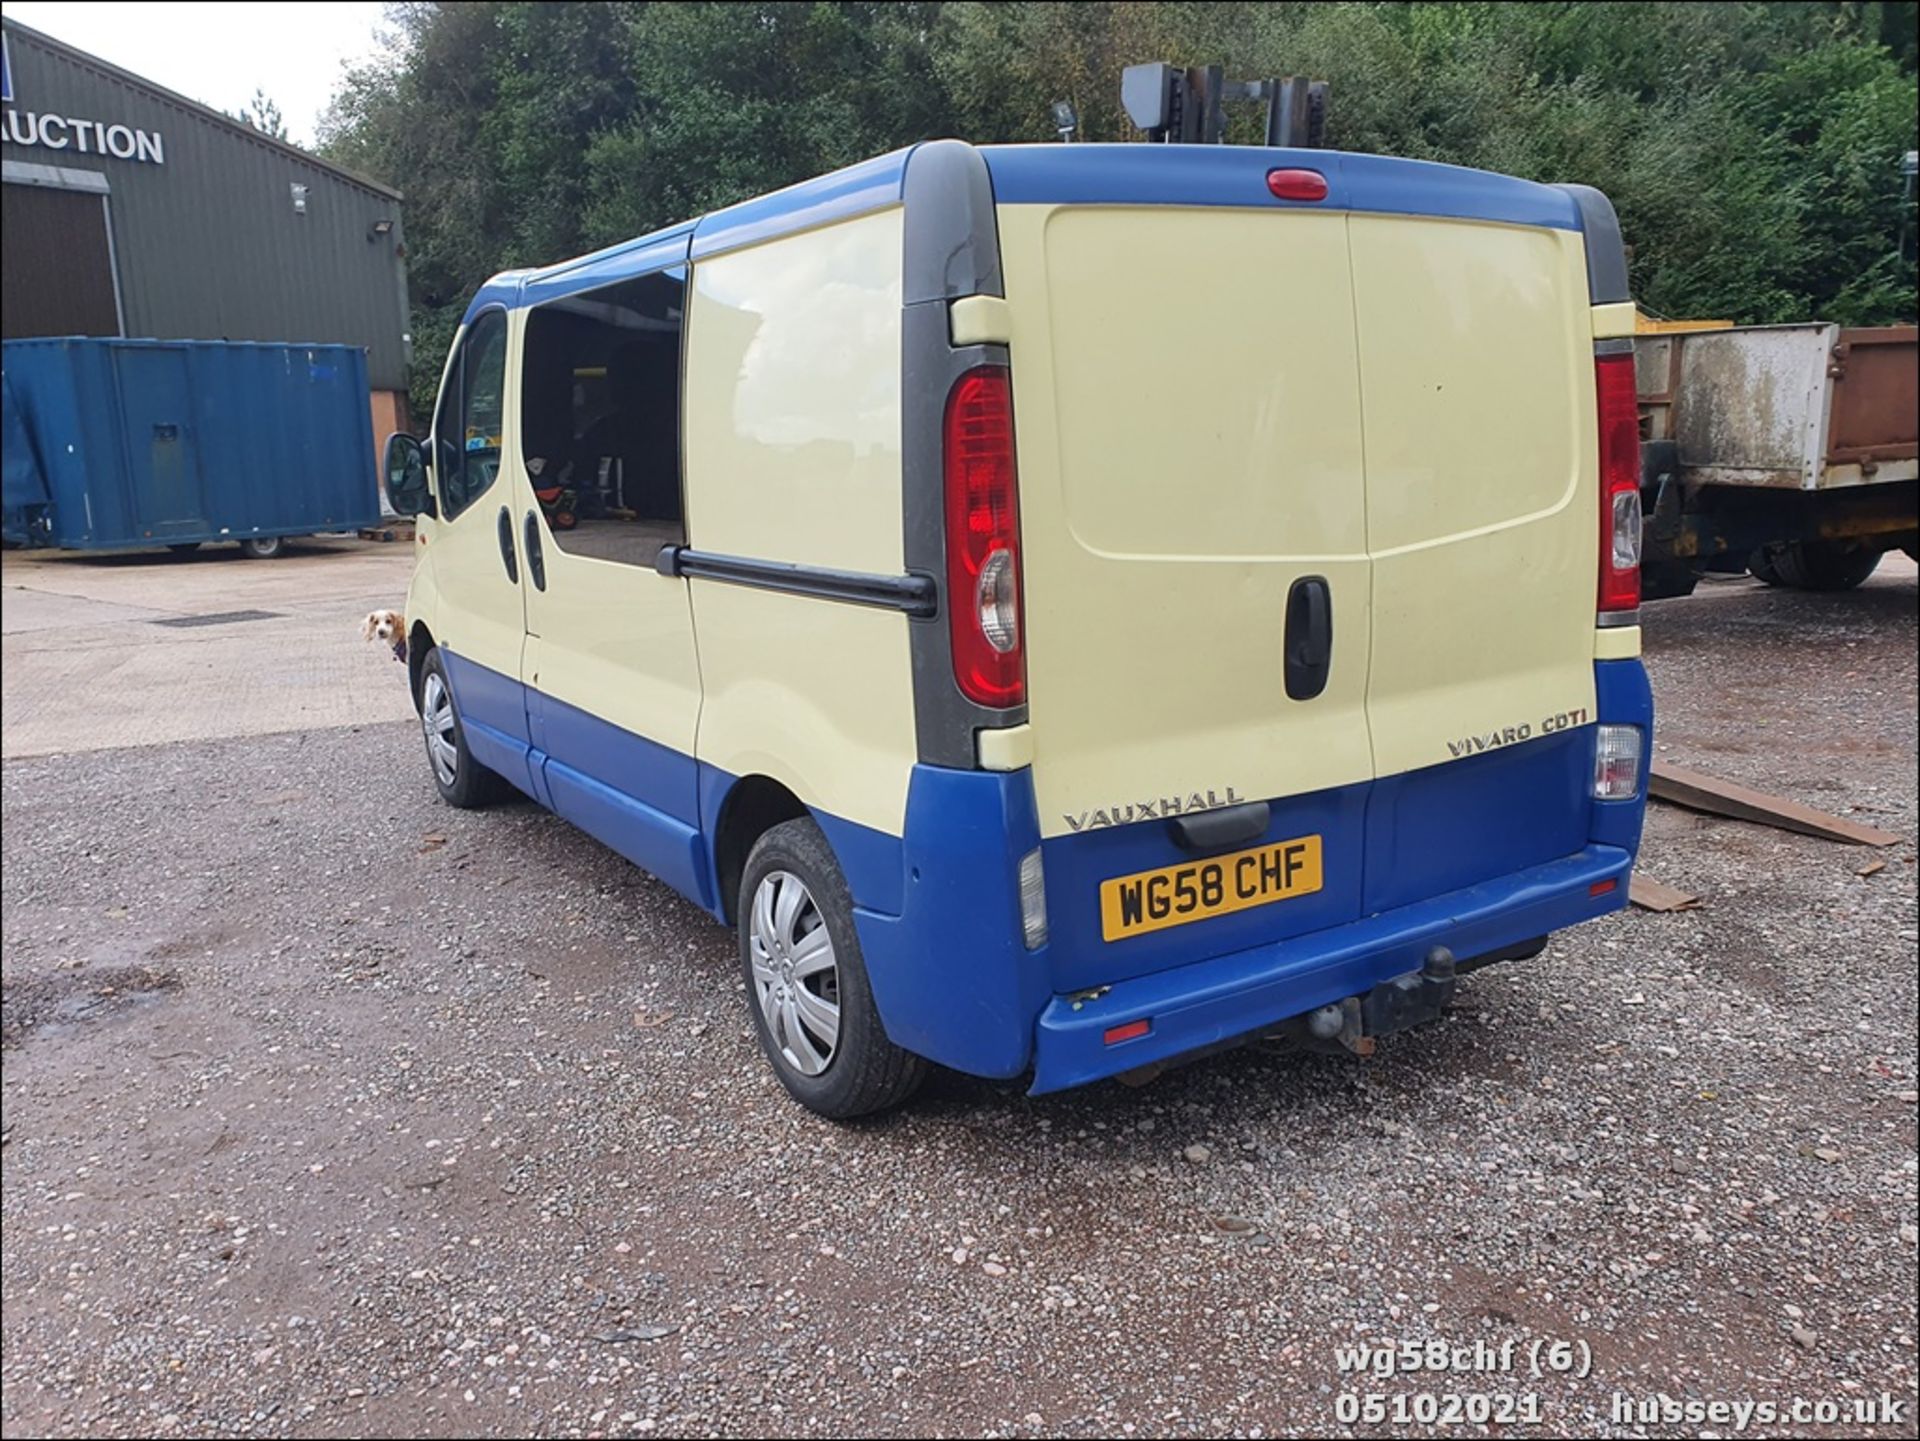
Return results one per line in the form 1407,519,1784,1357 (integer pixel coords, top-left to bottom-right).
1099,835,1324,941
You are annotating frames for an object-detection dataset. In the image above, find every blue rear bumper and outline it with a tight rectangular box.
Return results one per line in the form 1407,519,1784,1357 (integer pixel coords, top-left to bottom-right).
1027,842,1629,1094
835,659,1651,1091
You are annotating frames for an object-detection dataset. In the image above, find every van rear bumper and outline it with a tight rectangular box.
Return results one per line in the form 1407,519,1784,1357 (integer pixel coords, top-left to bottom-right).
1028,843,1631,1095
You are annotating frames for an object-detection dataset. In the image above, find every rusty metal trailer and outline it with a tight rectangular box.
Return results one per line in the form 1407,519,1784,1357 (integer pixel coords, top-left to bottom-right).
1636,323,1918,596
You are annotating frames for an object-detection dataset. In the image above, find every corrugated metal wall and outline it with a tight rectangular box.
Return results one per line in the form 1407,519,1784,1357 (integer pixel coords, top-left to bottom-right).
0,22,411,390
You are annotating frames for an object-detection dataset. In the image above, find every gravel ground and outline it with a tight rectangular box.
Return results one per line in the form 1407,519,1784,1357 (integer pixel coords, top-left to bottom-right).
2,564,1916,1439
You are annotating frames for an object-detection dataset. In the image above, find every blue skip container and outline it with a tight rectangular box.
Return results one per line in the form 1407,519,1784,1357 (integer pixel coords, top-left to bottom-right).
2,337,380,554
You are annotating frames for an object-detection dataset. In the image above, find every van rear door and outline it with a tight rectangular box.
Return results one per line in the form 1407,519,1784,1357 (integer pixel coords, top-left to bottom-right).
994,202,1375,991
990,152,1606,995
1347,211,1600,912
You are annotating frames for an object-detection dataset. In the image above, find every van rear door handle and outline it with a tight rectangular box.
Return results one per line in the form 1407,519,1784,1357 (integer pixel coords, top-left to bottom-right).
522,511,546,592
495,505,518,584
1284,575,1332,701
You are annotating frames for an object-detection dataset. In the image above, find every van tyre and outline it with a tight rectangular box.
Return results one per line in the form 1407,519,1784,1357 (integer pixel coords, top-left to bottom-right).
739,819,926,1119
416,646,508,809
1750,540,1880,591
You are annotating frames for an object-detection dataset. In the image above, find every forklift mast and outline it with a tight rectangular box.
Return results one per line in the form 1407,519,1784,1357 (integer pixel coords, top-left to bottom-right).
1121,62,1328,147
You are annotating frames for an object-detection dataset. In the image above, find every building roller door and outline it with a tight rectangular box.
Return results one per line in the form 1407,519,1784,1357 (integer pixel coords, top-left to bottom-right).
1,181,121,339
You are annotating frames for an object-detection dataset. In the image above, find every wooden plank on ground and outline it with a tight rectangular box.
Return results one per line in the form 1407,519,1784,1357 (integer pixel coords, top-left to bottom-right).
1649,762,1902,847
1630,875,1703,912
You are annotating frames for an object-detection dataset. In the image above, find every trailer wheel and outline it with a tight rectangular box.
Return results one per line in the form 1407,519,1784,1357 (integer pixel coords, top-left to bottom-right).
239,536,286,560
1750,540,1880,592
1747,546,1784,586
1639,563,1700,600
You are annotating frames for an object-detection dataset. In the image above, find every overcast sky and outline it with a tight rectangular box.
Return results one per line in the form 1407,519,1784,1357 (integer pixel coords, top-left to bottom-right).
6,1,391,145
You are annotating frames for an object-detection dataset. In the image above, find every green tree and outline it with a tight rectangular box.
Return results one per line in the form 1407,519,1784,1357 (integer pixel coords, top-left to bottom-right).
580,2,951,244
320,1,1919,418
238,87,289,141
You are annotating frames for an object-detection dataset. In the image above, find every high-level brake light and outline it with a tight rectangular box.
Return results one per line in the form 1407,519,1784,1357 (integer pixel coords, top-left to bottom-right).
1265,168,1328,202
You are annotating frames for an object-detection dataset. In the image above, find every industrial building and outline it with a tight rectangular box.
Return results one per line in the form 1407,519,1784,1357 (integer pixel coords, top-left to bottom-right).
1,19,413,444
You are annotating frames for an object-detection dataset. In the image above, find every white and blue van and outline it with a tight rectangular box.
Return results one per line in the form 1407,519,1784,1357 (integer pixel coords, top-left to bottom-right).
382,140,1653,1118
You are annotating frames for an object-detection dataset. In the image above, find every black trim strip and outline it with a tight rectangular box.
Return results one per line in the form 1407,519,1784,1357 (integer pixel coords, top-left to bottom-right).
1552,183,1630,305
656,545,937,617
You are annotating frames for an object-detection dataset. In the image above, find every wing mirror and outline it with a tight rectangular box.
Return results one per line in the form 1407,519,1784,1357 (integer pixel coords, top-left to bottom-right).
382,432,436,519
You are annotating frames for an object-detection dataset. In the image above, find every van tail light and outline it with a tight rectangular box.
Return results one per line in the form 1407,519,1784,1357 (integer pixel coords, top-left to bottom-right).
1595,352,1642,614
1592,723,1643,800
943,366,1025,708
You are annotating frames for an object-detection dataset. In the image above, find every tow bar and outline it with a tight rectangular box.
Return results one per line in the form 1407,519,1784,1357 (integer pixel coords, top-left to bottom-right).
1291,946,1459,1057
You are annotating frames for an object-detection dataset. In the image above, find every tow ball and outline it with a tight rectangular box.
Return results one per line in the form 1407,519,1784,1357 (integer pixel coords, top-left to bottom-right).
1295,946,1459,1057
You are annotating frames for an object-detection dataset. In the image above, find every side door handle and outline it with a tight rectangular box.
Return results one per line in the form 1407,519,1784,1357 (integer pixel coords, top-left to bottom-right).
495,505,518,584
522,511,546,592
1284,575,1333,701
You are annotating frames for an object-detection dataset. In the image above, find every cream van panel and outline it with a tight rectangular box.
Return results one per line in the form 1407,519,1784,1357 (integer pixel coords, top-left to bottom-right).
1594,625,1641,660
684,208,905,573
518,532,702,763
1031,205,1371,561
501,293,704,760
1349,216,1599,777
687,584,918,834
412,313,528,689
996,204,1376,840
683,208,915,836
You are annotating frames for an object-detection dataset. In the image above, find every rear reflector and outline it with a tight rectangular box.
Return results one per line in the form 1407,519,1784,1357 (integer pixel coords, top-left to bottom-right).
1104,1019,1151,1045
1266,168,1328,202
1589,879,1618,898
1595,352,1642,613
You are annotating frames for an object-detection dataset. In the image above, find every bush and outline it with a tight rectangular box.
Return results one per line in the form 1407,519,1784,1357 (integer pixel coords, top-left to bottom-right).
319,1,1920,418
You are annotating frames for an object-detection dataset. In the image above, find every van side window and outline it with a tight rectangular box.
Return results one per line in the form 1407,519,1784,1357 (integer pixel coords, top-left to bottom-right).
519,268,686,566
431,310,508,520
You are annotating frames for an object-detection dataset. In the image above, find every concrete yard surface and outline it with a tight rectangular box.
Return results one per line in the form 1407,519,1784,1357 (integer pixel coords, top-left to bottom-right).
1,552,1916,1438
2,538,418,760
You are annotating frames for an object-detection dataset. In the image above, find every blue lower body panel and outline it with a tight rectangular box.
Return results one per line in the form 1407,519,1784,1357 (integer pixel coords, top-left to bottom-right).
1361,727,1591,914
1028,844,1629,1094
544,763,710,909
1041,780,1370,994
535,691,710,909
440,653,709,905
840,766,1049,1080
1591,658,1654,853
441,649,536,795
429,646,1653,1098
844,659,1652,1090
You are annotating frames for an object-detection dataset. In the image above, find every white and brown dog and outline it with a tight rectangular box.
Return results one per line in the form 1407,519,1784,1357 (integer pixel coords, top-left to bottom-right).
362,609,407,663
